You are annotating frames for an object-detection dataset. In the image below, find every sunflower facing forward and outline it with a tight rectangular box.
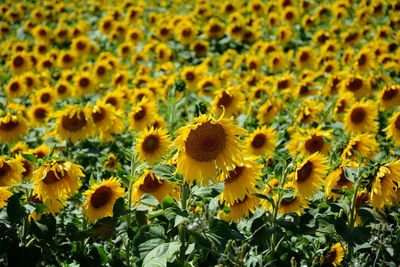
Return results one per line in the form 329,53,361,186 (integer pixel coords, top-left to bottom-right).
246,126,277,157
290,153,329,198
174,114,246,185
344,100,378,134
136,127,171,166
83,177,125,223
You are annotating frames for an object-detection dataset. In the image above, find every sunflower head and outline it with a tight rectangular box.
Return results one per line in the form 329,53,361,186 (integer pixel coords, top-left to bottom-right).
83,177,125,223
321,243,346,267
0,112,29,144
246,126,277,157
174,114,246,185
344,100,378,134
136,127,171,166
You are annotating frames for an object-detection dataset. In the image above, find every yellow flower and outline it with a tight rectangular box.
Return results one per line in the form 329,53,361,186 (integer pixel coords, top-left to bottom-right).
83,177,125,223
0,112,29,144
128,98,158,131
91,103,124,141
325,165,354,200
378,84,400,110
246,126,277,157
131,170,177,203
344,100,378,134
136,127,171,166
321,243,346,267
370,161,400,209
220,193,259,222
53,105,94,143
385,110,400,146
0,157,25,186
219,157,262,205
290,153,329,199
0,187,12,209
211,88,245,117
287,128,332,157
174,114,246,185
341,134,378,163
32,161,83,204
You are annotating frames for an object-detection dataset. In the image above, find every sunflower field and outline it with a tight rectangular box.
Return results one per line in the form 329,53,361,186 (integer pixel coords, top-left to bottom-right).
1,0,400,266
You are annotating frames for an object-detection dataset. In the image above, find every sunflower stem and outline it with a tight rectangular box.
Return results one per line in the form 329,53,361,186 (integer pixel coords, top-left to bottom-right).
179,182,189,264
126,143,137,267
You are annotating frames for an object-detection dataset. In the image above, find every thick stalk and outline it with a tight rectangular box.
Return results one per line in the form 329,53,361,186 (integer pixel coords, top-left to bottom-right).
179,182,189,264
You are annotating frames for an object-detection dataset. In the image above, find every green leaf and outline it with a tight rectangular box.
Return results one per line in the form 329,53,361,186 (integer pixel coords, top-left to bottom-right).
88,217,116,240
142,241,181,267
112,197,126,218
6,194,26,224
22,153,37,164
140,194,160,206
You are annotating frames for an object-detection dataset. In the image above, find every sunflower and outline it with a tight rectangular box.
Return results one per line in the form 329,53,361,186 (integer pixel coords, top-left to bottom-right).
0,157,25,186
128,97,158,131
344,100,378,134
287,128,332,157
205,18,225,39
102,90,126,110
71,36,91,55
131,170,176,203
0,112,29,143
5,76,26,98
136,127,171,166
29,193,65,219
0,187,12,209
91,103,124,141
354,49,375,72
295,46,316,69
8,51,32,73
340,75,370,99
57,50,77,69
370,161,400,209
10,142,29,154
103,153,121,171
341,134,378,163
276,183,309,216
14,154,34,179
175,21,198,44
74,72,94,96
82,177,125,223
211,88,244,117
53,105,94,143
174,114,246,185
379,85,400,110
385,110,400,146
325,165,354,200
219,157,262,205
246,126,277,157
333,92,355,121
220,194,259,222
29,104,51,125
55,80,72,99
32,161,83,203
321,243,346,267
290,153,329,198
256,98,282,124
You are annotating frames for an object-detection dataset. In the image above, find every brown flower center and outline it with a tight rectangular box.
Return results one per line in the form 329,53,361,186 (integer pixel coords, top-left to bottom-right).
133,107,146,121
336,170,348,187
91,186,113,208
350,107,366,124
142,135,160,153
92,107,106,123
57,85,67,94
34,107,47,120
300,52,309,62
297,161,313,182
105,97,117,107
0,163,11,178
217,91,233,108
13,56,24,67
395,115,400,130
40,93,51,103
43,169,64,184
96,66,106,76
0,119,19,131
277,79,289,90
10,82,19,92
79,77,90,88
347,78,363,92
358,54,367,66
61,111,87,132
225,166,244,183
139,174,164,193
251,134,266,148
382,88,398,100
280,197,296,206
305,135,324,153
185,122,226,161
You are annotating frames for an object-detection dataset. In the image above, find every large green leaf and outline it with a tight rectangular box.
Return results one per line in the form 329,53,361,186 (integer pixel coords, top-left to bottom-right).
142,241,181,267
